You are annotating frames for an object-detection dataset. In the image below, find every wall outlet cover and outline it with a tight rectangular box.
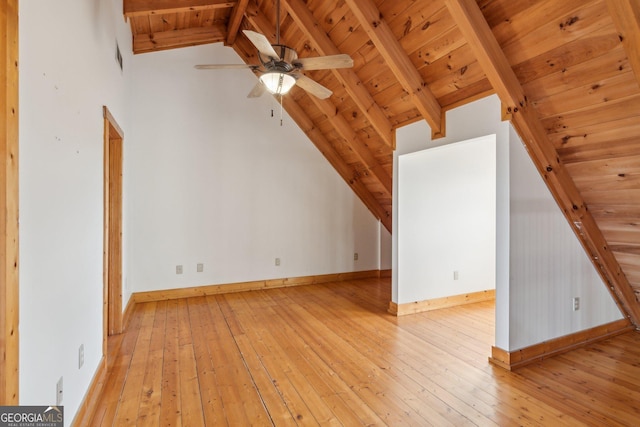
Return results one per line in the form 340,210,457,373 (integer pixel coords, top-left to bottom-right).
79,344,84,369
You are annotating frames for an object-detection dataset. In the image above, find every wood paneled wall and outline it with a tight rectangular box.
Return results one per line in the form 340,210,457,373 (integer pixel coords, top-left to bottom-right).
0,0,19,405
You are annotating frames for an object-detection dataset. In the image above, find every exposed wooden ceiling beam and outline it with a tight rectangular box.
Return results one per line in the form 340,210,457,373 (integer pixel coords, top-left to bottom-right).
134,25,227,54
446,0,640,327
606,0,640,87
237,12,392,231
282,96,392,232
242,6,391,195
282,0,395,149
226,0,249,46
306,94,393,196
345,0,444,138
124,0,235,18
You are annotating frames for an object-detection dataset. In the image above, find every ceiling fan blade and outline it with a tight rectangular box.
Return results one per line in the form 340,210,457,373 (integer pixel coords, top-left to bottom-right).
294,54,354,71
242,30,281,60
247,81,267,98
194,64,258,70
295,75,333,99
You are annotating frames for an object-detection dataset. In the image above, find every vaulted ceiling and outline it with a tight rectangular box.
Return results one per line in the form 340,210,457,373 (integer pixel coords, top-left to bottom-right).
123,0,640,327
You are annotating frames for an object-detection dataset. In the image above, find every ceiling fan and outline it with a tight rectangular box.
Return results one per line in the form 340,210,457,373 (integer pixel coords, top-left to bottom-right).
195,0,353,100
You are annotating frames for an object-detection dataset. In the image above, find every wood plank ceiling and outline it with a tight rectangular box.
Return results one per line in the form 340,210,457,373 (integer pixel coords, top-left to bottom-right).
123,0,640,327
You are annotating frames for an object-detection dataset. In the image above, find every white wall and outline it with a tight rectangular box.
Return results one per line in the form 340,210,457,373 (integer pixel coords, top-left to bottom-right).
19,10,384,424
379,223,392,270
19,0,131,424
394,95,623,351
397,135,496,303
393,95,510,304
125,43,382,293
507,126,622,350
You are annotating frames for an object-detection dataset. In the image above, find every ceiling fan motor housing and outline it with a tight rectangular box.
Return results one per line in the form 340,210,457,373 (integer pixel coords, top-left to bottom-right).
258,44,298,73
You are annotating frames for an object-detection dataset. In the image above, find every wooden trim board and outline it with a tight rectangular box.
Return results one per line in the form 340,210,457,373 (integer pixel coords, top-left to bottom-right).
70,357,107,427
103,106,124,342
0,0,19,405
489,318,634,370
388,289,495,316
132,270,383,303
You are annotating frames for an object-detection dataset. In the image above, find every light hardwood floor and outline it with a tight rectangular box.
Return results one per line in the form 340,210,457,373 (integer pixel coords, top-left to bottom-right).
89,278,640,426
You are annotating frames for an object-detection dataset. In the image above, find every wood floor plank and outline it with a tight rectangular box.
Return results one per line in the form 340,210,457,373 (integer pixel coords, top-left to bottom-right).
159,300,181,427
230,333,298,426
90,278,640,426
177,344,205,426
176,300,206,426
113,302,157,426
218,293,327,426
230,291,388,426
271,291,464,426
90,309,143,427
184,297,226,426
136,350,164,427
284,285,536,426
232,291,379,426
137,301,167,426
524,357,640,426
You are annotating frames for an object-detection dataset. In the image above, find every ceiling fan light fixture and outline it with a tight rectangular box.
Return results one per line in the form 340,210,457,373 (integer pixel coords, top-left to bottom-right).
260,72,296,95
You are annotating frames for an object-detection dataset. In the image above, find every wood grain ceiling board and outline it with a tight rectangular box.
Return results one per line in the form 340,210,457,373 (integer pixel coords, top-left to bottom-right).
523,47,630,101
122,0,640,325
532,74,639,120
606,0,640,87
513,27,621,85
559,137,640,165
446,0,640,326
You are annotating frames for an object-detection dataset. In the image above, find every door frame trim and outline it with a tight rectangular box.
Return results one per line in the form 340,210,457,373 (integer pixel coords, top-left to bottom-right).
103,106,124,360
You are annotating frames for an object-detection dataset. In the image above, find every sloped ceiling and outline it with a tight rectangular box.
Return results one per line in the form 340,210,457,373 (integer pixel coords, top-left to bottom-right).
123,0,640,327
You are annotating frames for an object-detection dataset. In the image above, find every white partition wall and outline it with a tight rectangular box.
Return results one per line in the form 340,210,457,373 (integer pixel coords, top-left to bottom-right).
393,95,510,306
398,135,496,304
507,126,622,350
394,95,623,351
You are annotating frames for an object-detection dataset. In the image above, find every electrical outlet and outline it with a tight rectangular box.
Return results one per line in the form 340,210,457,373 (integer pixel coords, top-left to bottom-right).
197,263,204,273
453,270,459,280
176,265,183,274
354,252,359,261
573,297,580,311
275,258,281,266
79,344,84,369
56,377,63,406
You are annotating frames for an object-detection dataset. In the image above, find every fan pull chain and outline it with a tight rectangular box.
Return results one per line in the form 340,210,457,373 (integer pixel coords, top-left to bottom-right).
280,94,284,126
